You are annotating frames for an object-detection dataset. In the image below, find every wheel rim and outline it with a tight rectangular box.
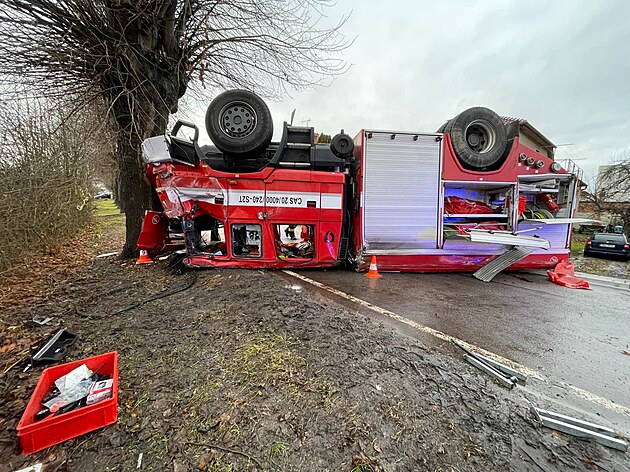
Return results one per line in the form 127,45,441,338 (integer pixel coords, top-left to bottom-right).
464,119,496,154
218,101,257,138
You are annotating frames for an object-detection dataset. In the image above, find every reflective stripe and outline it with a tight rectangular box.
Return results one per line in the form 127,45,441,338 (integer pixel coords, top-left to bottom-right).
158,186,343,209
321,193,343,209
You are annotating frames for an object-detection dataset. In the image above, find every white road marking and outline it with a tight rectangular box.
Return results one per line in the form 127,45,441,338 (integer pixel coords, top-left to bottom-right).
284,270,630,417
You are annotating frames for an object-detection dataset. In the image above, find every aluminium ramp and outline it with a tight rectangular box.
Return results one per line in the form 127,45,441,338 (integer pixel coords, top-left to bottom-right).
473,246,535,282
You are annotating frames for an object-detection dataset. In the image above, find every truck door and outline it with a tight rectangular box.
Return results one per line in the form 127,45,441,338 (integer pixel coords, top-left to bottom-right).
362,132,441,251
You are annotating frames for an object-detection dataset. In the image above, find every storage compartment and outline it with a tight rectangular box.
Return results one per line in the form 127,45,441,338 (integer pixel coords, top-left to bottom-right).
518,174,575,219
516,174,577,251
441,181,516,248
17,352,118,455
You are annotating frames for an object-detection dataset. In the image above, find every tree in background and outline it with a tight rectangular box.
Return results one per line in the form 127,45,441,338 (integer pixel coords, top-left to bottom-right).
585,151,630,235
0,1,349,257
317,133,332,144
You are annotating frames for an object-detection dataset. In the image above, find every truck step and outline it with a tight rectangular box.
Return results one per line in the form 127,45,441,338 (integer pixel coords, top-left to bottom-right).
473,246,534,282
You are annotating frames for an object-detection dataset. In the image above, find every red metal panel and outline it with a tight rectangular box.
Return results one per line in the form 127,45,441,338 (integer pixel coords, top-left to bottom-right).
226,178,265,220
441,134,518,182
265,175,320,222
315,221,343,263
320,181,344,222
356,253,568,273
137,211,167,251
442,135,567,182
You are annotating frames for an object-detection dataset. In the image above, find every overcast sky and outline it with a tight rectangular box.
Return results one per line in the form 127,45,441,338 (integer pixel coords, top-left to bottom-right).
178,0,630,183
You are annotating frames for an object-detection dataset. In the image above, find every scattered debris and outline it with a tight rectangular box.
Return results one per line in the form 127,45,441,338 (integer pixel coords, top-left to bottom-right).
531,405,628,452
31,315,53,326
96,252,118,259
454,341,527,388
23,329,77,372
464,354,516,389
13,464,42,472
137,452,143,469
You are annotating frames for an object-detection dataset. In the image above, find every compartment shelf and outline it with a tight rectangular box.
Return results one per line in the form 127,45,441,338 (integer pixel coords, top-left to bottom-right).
444,214,508,218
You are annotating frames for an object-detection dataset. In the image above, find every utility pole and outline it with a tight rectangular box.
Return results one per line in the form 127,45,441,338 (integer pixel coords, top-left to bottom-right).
301,118,311,127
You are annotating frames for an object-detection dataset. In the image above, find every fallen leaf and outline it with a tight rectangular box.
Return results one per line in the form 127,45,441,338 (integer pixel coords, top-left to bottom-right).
622,350,630,356
0,343,16,353
372,440,382,453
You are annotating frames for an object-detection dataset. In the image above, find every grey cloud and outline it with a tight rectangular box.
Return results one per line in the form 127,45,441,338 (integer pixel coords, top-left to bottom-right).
177,0,630,181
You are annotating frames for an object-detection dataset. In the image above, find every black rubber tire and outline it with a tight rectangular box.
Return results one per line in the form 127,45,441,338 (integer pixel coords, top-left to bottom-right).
436,121,450,133
205,89,273,156
446,107,507,170
330,132,354,159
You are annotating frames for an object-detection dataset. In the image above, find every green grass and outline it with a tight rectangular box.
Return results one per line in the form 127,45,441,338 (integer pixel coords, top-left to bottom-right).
94,198,122,217
269,441,289,459
570,232,588,256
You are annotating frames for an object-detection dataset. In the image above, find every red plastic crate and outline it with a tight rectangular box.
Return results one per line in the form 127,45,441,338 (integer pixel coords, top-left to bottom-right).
17,351,118,455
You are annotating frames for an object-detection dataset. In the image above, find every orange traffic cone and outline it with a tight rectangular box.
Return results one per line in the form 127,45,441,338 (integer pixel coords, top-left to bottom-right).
364,256,382,278
136,249,153,265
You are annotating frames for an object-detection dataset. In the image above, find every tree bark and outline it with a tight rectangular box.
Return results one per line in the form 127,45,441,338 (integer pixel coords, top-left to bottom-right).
118,131,151,258
114,96,170,258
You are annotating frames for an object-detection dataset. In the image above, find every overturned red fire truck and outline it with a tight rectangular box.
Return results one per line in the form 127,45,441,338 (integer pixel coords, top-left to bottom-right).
138,89,585,279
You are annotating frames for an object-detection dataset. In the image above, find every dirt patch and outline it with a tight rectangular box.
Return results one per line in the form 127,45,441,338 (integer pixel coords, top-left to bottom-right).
1,212,628,471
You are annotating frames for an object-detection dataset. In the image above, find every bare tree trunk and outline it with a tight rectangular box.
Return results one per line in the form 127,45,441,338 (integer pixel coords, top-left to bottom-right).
621,209,630,237
115,98,169,258
118,132,151,258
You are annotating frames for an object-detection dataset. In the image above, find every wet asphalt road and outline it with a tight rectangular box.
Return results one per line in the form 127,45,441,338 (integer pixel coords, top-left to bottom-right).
282,268,630,433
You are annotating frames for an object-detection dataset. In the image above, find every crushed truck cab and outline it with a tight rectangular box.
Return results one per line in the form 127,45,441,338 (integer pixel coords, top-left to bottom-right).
138,90,585,277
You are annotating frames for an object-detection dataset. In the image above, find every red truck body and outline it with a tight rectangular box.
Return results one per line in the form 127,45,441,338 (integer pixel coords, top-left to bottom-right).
137,94,583,275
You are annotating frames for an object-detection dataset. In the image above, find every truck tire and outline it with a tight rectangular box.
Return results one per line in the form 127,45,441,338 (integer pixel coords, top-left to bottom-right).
436,121,450,133
330,131,354,159
446,107,507,170
205,90,273,156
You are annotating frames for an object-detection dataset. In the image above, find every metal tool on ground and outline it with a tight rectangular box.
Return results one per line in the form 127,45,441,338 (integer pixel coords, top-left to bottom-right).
96,252,118,258
464,354,516,388
31,316,52,326
13,464,42,472
530,405,628,452
454,341,527,388
23,329,77,372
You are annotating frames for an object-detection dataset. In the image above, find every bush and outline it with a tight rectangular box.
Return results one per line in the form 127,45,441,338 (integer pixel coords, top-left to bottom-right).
0,98,111,272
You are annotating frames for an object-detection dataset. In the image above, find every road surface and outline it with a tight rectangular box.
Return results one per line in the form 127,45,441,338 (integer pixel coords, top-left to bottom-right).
281,268,630,435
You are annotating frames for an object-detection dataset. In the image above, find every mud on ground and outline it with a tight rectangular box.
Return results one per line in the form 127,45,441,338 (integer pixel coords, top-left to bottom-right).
1,217,628,471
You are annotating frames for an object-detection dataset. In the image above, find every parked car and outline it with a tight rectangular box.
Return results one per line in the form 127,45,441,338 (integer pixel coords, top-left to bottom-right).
583,233,630,259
